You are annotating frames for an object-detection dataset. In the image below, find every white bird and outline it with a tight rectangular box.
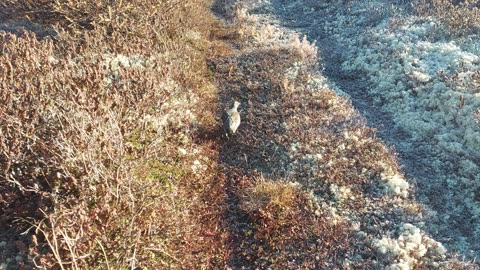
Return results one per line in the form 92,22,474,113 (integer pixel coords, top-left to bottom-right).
222,100,241,138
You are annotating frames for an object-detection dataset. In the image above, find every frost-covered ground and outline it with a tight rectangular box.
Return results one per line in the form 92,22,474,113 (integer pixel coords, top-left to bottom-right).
237,0,480,261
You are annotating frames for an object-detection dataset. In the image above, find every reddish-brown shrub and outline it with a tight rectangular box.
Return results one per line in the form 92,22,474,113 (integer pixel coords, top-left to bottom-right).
0,0,225,269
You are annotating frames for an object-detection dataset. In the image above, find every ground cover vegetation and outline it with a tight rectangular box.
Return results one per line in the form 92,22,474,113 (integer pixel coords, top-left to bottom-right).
0,0,479,269
0,0,229,268
211,0,478,268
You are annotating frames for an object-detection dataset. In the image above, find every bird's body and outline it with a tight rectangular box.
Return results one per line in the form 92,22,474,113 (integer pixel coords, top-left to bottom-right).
222,101,241,138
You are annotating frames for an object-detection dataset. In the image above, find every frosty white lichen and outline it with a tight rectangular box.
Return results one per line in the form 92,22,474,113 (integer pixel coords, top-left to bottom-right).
411,70,430,83
338,5,480,256
373,223,446,269
381,173,409,198
330,184,353,202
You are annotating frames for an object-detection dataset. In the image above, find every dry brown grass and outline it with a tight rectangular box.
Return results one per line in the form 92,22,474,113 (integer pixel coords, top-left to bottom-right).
0,0,229,269
241,180,296,214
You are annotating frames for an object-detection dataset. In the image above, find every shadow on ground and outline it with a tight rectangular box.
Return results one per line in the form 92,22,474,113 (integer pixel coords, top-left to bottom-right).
209,48,296,267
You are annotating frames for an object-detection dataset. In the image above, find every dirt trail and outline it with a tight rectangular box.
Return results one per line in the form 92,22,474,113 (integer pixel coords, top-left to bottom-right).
211,49,296,267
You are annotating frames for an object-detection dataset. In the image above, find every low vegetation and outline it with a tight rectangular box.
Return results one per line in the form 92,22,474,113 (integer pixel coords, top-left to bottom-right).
1,0,479,269
415,0,480,36
1,0,227,268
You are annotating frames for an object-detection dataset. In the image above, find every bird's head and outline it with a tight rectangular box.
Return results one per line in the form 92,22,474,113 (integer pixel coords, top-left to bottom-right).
233,100,240,109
